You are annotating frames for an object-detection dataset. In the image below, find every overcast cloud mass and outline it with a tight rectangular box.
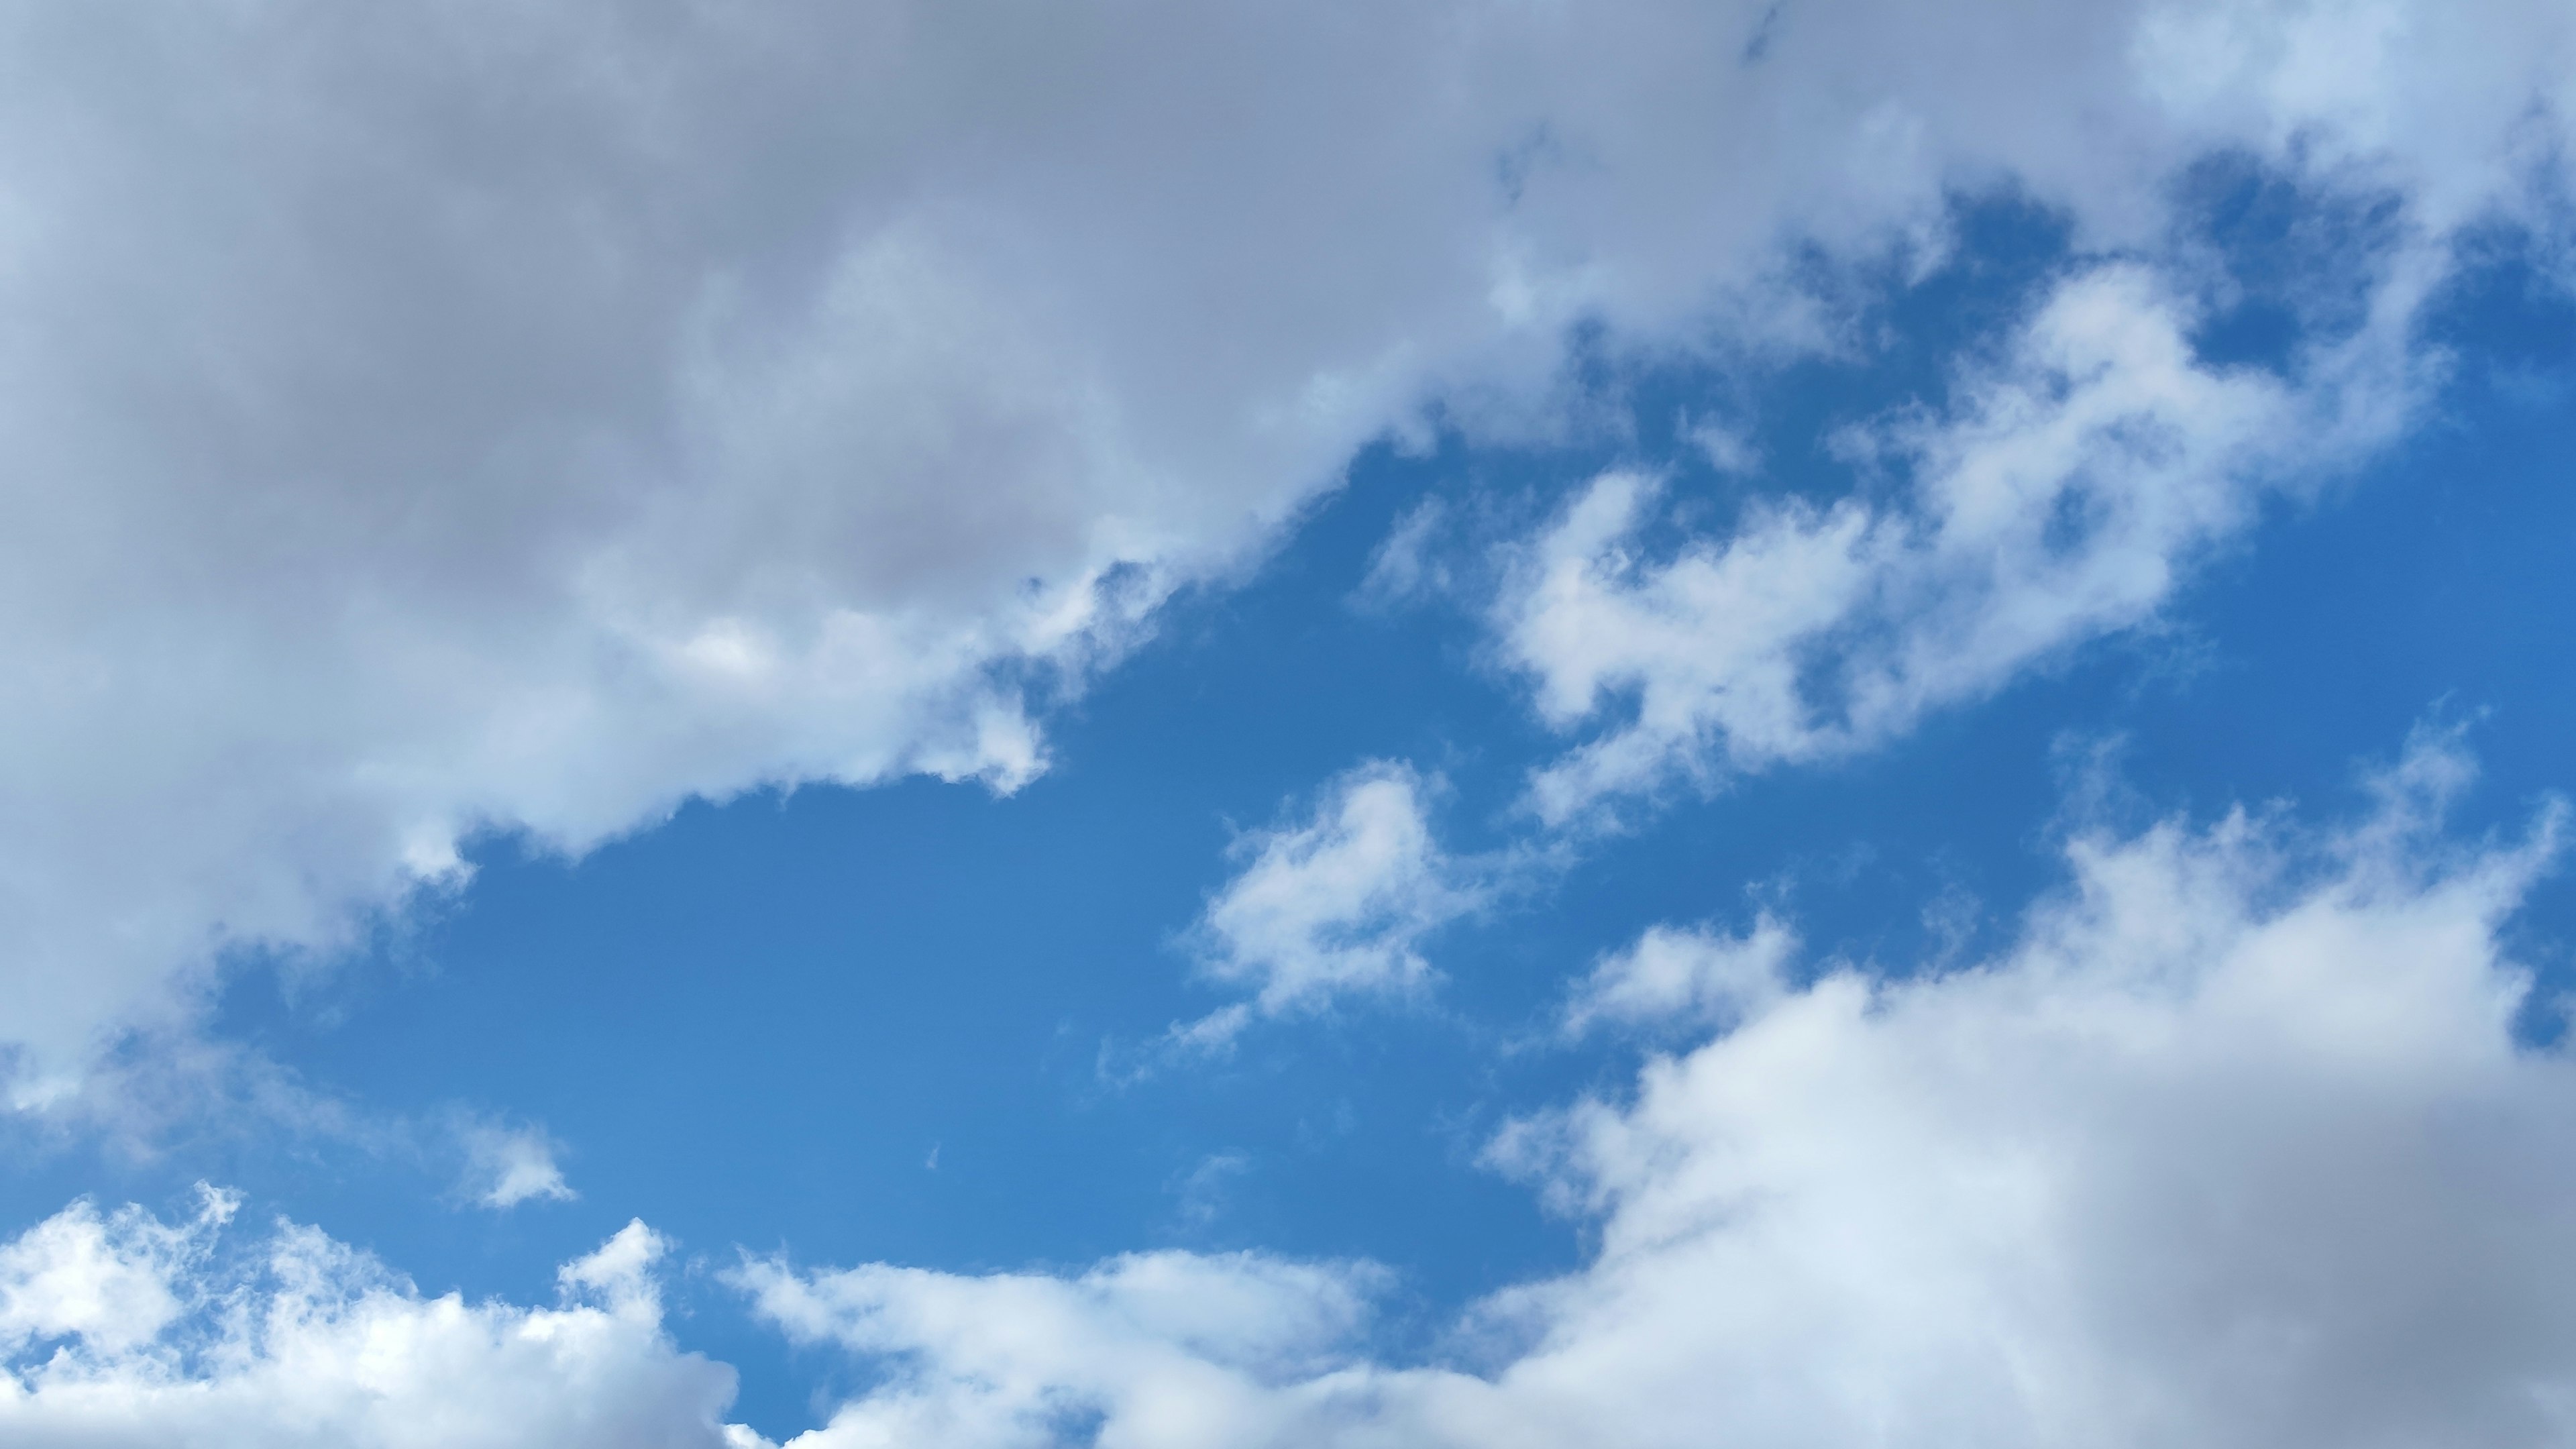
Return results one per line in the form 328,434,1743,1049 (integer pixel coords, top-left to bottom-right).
4,0,2576,1444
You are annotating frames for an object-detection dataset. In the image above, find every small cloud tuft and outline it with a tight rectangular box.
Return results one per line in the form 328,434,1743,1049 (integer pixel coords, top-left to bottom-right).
457,1120,576,1210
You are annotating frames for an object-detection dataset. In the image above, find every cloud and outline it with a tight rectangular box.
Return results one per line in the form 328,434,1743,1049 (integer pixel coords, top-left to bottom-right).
0,1188,234,1359
1177,763,1481,1046
745,734,2576,1448
1354,500,1455,610
735,1250,1383,1449
1682,415,1763,477
457,1119,577,1210
1560,914,1799,1038
0,1199,763,1448
3,0,2570,1092
6,731,2572,1448
1499,262,2420,824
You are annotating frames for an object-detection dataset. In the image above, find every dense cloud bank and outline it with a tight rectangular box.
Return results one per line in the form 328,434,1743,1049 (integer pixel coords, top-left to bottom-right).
4,0,2572,1086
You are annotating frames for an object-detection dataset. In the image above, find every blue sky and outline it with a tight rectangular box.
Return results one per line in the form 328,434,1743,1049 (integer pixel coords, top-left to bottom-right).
5,5,2576,1447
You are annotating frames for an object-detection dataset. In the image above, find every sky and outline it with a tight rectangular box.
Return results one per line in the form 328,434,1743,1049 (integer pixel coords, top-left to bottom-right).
2,2,2576,1445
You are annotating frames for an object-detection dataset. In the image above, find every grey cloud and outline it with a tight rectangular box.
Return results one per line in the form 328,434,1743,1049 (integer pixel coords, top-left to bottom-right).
0,0,2569,1095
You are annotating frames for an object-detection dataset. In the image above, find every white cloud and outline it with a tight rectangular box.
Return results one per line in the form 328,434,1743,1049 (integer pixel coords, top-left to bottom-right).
735,1250,1382,1449
0,1201,764,1449
6,733,2572,1447
458,1120,577,1210
1,0,2569,1091
1561,914,1799,1038
0,1188,233,1359
1683,416,1764,477
1499,262,2418,823
744,735,2576,1448
1179,763,1480,1045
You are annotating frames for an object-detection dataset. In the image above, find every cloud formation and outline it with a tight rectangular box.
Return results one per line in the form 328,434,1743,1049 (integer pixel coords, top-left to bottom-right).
1560,914,1799,1038
1179,763,1481,1044
8,737,2573,1448
747,737,2576,1448
741,1250,1381,1448
2,6,2573,1442
1499,262,2420,824
0,1198,757,1448
5,0,2571,1093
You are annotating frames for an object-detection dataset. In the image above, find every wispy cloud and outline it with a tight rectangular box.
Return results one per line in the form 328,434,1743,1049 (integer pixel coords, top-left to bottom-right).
456,1118,576,1210
1500,263,2425,826
0,1203,756,1446
4,0,2565,1102
1173,762,1487,1048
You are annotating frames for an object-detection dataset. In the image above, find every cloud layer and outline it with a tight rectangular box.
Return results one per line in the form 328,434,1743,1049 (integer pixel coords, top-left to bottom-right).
457,1119,578,1210
1498,260,2419,823
6,0,2571,1091
743,739,2576,1448
1,6,2573,1445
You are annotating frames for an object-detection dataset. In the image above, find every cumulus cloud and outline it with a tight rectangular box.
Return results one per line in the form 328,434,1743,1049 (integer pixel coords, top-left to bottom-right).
7,736,2573,1449
743,736,2576,1448
0,1199,761,1448
1178,763,1481,1046
1499,260,2428,823
4,0,2571,1091
0,1189,234,1359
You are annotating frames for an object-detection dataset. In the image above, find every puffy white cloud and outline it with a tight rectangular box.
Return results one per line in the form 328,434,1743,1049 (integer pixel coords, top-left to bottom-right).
1251,256,2381,1016
1499,261,2432,823
0,1199,762,1449
458,1119,577,1210
0,1189,234,1359
746,737,2576,1448
1179,763,1480,1045
7,737,2569,1448
1467,0,2576,826
5,0,2571,1089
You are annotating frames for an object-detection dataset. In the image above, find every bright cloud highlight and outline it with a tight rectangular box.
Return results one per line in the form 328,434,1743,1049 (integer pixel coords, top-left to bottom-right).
1499,263,2415,823
0,1203,755,1448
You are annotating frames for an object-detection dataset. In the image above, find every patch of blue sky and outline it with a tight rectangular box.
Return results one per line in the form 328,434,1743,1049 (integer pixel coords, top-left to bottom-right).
6,182,2572,1439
